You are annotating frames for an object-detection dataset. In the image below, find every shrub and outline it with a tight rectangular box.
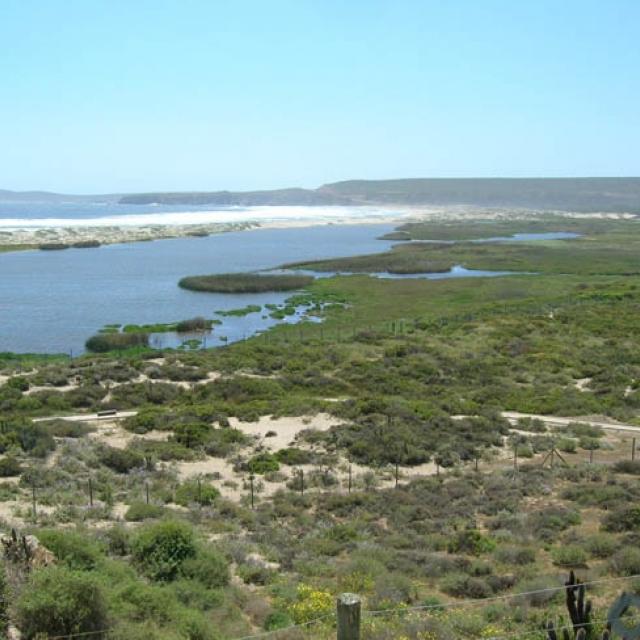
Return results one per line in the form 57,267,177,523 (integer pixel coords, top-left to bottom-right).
47,419,92,438
515,577,562,608
0,456,22,477
99,446,146,473
584,533,618,558
602,506,640,532
132,520,197,581
102,525,131,556
567,422,604,439
247,453,280,475
493,546,536,566
125,502,166,522
440,574,493,599
275,448,314,465
36,529,103,571
237,562,275,585
175,317,212,333
551,545,587,567
15,423,56,457
447,530,496,556
557,438,577,454
181,547,229,588
287,583,333,624
171,423,213,448
174,480,220,507
17,566,107,638
613,460,640,475
610,548,640,576
86,332,149,353
6,376,29,392
264,611,292,631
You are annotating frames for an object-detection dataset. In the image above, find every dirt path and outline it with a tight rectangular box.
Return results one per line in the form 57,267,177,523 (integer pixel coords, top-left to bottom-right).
33,410,138,423
502,411,640,434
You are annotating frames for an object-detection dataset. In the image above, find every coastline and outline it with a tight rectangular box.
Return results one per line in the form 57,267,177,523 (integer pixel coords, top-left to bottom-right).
0,204,634,254
0,205,413,253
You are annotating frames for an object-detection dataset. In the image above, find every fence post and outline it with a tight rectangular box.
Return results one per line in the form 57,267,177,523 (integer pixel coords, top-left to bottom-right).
337,593,361,640
632,437,636,461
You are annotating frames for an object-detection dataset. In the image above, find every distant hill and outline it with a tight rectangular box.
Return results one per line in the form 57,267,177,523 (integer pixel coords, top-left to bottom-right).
319,177,640,212
119,177,640,212
2,178,639,212
0,189,120,203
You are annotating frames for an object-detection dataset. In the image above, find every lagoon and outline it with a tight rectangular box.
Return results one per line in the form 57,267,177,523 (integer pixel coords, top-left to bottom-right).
0,226,570,355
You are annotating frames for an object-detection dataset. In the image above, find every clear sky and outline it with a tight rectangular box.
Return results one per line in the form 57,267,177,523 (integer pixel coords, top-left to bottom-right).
1,0,639,193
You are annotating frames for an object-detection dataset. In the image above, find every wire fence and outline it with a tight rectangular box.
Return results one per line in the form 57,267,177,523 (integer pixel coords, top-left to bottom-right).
25,569,640,640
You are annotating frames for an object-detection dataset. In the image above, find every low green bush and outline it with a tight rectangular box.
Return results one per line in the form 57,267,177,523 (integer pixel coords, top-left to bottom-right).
99,446,146,473
175,317,212,333
275,448,314,465
6,376,29,392
174,480,220,507
613,460,640,475
47,419,93,438
602,506,640,532
237,562,275,585
125,502,166,522
447,529,496,556
583,533,618,558
557,438,577,454
132,520,197,582
551,545,587,567
86,333,149,353
0,456,22,477
440,573,493,599
493,545,536,565
181,547,229,588
36,529,103,571
17,566,107,639
247,453,280,475
610,548,640,576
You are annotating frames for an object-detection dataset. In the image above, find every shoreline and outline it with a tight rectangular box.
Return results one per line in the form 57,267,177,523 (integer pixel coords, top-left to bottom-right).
0,204,635,254
0,207,413,253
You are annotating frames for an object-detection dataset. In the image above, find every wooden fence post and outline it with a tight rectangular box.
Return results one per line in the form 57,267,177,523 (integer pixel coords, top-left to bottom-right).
337,593,361,640
632,437,636,461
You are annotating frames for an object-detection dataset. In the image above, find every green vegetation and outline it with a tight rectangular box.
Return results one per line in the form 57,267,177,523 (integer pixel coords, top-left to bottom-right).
85,332,149,352
178,272,314,293
38,243,69,250
5,216,640,639
71,240,101,248
216,305,262,317
119,316,214,334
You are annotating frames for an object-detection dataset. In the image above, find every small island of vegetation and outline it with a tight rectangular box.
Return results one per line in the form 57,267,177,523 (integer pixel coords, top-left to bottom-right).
178,272,314,293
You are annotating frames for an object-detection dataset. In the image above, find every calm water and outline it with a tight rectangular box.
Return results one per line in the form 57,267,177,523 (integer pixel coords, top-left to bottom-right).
0,226,567,355
0,224,397,354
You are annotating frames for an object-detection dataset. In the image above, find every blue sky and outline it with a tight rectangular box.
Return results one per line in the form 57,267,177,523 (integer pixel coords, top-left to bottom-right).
1,0,639,193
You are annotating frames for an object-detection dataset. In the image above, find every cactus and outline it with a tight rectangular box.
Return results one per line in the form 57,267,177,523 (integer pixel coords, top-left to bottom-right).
545,572,613,640
565,570,592,638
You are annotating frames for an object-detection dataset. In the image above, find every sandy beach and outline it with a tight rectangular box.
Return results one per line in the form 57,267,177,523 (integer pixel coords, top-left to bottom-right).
0,204,634,252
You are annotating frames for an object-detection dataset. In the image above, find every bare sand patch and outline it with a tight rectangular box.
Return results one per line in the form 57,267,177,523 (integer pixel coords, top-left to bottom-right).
228,413,341,451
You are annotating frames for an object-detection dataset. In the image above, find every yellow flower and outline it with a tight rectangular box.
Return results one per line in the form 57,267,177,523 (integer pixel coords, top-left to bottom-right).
287,584,334,624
